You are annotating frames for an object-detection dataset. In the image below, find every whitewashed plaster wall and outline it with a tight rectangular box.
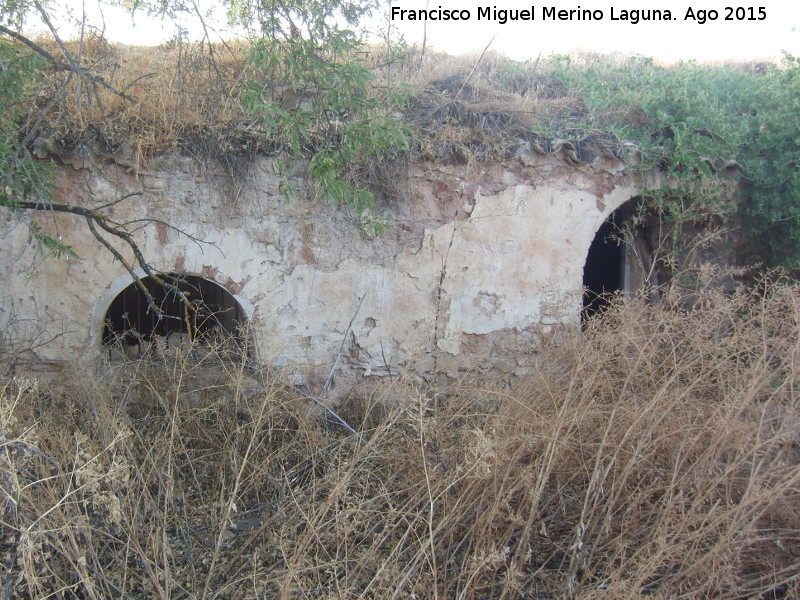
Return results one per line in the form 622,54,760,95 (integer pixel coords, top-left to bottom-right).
0,153,637,392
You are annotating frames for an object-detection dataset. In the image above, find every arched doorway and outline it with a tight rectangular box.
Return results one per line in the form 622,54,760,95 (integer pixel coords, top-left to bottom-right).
101,273,249,360
582,200,661,321
583,213,625,319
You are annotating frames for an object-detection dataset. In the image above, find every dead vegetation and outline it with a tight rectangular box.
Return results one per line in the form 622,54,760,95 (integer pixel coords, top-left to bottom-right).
26,35,254,170
17,36,648,174
2,278,799,599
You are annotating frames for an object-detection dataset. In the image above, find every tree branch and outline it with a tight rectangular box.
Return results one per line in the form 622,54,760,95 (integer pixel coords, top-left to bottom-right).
0,24,58,62
0,24,137,102
14,199,196,323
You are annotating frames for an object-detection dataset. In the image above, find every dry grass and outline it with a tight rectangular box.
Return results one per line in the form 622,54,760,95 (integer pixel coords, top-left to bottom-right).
25,35,252,167
16,36,622,169
9,31,782,174
2,278,799,599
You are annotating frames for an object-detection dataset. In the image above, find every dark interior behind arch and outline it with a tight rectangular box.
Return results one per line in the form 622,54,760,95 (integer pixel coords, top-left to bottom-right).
102,273,247,353
582,199,663,322
583,214,624,320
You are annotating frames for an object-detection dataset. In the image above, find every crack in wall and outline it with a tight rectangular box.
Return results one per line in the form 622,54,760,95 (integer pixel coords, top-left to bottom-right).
432,220,457,376
3,156,644,394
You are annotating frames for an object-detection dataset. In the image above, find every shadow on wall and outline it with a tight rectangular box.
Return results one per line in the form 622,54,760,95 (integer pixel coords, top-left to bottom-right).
101,273,248,361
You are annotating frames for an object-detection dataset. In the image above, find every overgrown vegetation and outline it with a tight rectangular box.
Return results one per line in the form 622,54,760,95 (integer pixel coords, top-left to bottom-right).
4,23,800,265
0,39,63,256
0,0,410,263
242,34,411,234
1,279,798,598
2,4,799,597
533,53,800,269
396,49,800,270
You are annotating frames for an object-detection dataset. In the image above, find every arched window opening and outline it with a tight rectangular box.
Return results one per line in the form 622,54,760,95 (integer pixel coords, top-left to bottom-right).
102,273,248,360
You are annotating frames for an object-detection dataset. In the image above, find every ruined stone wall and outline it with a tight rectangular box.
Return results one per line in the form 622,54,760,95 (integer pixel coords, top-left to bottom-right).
0,153,637,393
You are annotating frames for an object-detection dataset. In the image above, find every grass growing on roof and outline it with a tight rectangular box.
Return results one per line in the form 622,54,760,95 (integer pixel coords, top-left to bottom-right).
6,33,800,264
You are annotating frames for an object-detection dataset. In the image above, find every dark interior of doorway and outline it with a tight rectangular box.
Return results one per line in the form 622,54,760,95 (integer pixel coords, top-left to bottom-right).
583,215,623,321
102,273,247,354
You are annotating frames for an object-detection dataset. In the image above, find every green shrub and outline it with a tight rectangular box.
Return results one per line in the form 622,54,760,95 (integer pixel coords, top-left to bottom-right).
537,54,800,268
242,34,411,235
0,40,67,257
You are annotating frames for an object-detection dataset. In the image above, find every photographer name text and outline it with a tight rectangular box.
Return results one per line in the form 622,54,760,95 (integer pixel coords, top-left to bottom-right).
391,5,767,25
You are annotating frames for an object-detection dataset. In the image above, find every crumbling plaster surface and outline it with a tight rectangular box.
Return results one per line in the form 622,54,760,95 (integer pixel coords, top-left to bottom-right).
0,153,637,392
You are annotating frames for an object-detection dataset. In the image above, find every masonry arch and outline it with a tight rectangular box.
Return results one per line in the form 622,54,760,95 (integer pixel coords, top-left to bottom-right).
582,199,662,320
93,272,254,361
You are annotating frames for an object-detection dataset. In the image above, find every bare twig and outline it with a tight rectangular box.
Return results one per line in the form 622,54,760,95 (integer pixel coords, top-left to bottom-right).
380,340,393,383
453,35,495,104
14,198,195,322
319,293,365,399
0,24,137,102
94,191,144,210
305,294,367,441
425,35,496,121
418,0,429,73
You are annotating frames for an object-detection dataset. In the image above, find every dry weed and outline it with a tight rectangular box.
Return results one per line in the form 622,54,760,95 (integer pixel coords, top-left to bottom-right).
1,279,798,598
14,37,635,171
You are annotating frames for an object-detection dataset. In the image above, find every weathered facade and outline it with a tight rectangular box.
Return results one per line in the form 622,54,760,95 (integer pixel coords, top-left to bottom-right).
1,151,640,394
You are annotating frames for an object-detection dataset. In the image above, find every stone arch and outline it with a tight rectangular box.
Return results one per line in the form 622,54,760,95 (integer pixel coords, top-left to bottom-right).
582,197,661,319
91,271,255,360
